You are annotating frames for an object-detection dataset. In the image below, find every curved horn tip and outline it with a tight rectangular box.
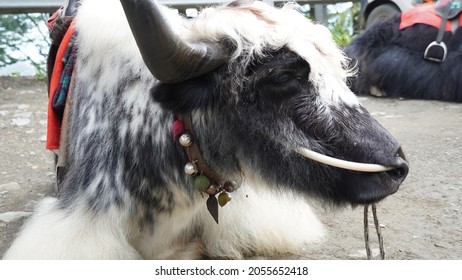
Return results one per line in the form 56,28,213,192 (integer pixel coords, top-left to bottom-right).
120,0,228,83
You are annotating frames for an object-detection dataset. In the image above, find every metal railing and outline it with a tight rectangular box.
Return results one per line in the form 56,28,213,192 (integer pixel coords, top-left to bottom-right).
0,0,353,26
0,0,63,14
0,0,341,14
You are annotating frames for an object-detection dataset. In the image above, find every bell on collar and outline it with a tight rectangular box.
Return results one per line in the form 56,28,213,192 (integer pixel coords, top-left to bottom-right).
184,162,198,176
179,133,193,147
218,192,231,207
223,181,238,193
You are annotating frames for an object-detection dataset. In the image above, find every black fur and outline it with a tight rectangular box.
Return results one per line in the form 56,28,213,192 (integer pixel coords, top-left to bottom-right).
345,14,462,102
58,45,409,229
153,49,408,206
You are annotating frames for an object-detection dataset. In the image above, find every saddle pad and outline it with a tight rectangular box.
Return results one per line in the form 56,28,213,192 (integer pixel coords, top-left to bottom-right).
400,3,462,31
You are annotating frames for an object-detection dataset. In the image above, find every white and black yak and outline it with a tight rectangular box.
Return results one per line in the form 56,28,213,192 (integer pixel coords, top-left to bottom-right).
346,0,462,102
3,0,408,259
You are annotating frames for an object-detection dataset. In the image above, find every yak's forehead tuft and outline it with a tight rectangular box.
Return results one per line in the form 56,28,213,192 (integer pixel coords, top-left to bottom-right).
187,1,358,105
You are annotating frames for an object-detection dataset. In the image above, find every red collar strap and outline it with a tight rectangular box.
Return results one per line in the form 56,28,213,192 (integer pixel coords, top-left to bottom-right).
173,114,238,224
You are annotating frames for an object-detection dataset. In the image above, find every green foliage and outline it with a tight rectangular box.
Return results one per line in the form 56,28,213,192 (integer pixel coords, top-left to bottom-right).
327,2,360,46
34,66,47,81
0,13,50,77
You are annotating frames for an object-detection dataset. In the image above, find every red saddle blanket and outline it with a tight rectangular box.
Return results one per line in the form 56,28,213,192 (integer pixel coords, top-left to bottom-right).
400,4,462,31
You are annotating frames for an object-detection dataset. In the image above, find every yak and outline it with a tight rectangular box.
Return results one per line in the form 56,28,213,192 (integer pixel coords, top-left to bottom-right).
3,0,408,259
345,0,462,102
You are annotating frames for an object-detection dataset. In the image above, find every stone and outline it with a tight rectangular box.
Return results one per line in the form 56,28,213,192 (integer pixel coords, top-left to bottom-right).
11,118,30,126
17,104,30,110
0,182,21,192
0,211,32,223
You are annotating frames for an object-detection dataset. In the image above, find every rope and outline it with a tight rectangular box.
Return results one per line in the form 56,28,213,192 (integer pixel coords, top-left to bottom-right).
364,204,385,260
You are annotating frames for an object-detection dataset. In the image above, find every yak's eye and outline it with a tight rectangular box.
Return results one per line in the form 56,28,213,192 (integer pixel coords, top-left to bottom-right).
273,73,292,84
271,70,307,85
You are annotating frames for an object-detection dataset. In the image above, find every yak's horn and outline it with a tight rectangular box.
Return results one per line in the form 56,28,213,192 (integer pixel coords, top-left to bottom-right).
120,0,228,83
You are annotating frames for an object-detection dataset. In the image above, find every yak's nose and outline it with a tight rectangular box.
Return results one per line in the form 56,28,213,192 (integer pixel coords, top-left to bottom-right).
386,147,409,185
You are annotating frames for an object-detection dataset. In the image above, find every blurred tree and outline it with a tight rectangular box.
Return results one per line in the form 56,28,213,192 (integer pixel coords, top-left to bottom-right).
328,2,360,46
303,2,360,47
0,14,50,79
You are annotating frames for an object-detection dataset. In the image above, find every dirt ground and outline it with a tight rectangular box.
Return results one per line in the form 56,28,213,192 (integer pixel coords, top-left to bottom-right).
0,76,461,260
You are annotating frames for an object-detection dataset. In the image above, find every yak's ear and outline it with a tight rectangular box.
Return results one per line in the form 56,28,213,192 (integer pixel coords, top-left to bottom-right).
151,72,218,113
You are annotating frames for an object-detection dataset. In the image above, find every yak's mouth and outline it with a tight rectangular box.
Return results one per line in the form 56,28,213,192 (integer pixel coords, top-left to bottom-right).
291,147,397,258
293,146,409,204
294,147,393,173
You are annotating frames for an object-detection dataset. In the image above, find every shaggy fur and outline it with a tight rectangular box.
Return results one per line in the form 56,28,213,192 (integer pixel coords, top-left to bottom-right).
4,0,407,259
345,14,462,102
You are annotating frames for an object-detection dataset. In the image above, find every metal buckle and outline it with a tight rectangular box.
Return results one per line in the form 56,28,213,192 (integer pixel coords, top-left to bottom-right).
424,41,448,62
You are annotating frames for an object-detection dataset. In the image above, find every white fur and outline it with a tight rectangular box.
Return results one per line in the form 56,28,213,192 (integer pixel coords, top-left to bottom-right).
5,184,323,259
190,1,358,105
3,198,141,259
200,181,325,259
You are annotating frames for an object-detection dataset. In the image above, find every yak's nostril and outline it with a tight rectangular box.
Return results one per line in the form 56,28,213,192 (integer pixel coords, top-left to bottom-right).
386,150,409,183
387,165,408,182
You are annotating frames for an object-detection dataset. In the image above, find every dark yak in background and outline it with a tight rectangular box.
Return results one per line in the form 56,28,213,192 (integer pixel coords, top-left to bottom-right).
346,0,462,102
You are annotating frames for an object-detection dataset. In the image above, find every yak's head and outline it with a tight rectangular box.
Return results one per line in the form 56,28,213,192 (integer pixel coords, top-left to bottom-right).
120,0,408,206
